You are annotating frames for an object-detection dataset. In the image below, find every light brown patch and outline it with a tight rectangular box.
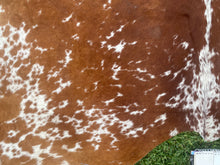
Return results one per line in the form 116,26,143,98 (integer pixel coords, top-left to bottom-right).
0,95,21,123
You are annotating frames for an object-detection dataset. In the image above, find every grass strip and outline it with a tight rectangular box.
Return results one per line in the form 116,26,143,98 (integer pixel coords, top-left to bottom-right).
135,131,220,165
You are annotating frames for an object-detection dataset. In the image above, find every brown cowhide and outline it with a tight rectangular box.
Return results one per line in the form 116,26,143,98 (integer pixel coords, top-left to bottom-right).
0,0,219,164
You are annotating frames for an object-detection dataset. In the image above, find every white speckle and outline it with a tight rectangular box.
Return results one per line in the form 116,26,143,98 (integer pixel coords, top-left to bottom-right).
61,161,70,165
164,70,171,76
103,98,115,106
143,128,149,135
72,34,79,40
77,100,83,106
154,113,167,125
76,22,80,27
119,120,133,133
128,41,137,45
205,115,220,141
128,60,134,65
62,142,82,152
165,94,181,108
119,121,145,138
81,66,98,73
87,40,93,46
136,68,147,73
63,131,71,138
35,46,48,54
161,70,171,77
180,41,189,49
8,130,20,138
116,25,125,32
133,75,147,82
52,79,71,94
101,59,105,70
101,60,104,66
51,115,62,124
110,84,122,88
103,1,112,10
144,87,156,95
33,144,61,160
101,41,107,48
62,13,73,23
58,49,73,67
38,10,42,16
173,34,178,40
107,40,126,53
106,31,115,39
92,81,99,91
130,108,147,115
111,63,121,80
185,115,190,124
32,24,38,29
169,128,178,137
36,128,71,141
103,4,107,9
116,105,130,113
124,129,140,138
0,5,5,13
155,93,166,105
91,144,100,151
47,68,62,80
149,74,155,79
77,1,83,5
103,93,122,106
117,92,123,97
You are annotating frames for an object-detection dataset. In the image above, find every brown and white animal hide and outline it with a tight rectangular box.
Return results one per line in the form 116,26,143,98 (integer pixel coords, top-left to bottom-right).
0,0,219,164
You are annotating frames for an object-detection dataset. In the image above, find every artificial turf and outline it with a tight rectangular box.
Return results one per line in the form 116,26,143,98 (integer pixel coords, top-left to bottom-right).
135,132,220,165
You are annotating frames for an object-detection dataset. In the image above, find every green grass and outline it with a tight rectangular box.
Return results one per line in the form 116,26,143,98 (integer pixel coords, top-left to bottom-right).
135,132,220,165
